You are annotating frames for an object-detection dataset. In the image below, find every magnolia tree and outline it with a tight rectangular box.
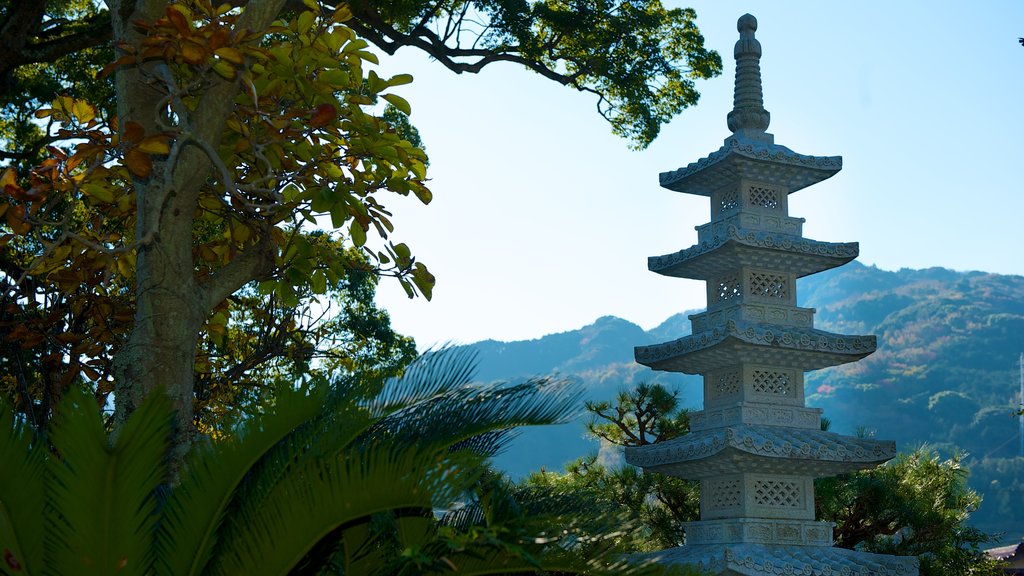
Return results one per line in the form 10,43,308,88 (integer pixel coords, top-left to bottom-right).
0,0,721,471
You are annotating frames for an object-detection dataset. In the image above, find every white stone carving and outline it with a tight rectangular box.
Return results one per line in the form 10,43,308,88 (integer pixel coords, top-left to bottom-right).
685,519,835,547
635,543,919,576
626,12,916,575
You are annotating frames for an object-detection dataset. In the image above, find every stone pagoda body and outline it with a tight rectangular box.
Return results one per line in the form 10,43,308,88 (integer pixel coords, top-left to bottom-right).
624,15,918,576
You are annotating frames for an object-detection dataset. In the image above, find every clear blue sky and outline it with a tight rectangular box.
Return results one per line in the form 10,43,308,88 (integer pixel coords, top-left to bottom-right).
370,1,1024,348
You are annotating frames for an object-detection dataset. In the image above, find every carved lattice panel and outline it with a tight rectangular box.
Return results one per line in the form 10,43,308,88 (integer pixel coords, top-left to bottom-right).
719,188,740,212
707,479,742,509
748,272,789,299
748,185,779,209
716,371,741,396
752,370,792,396
714,273,742,303
753,480,801,508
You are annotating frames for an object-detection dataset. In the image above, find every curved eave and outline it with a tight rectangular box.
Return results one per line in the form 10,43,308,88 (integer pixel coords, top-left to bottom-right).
658,138,842,196
632,543,918,575
634,321,876,374
649,227,858,279
623,425,896,479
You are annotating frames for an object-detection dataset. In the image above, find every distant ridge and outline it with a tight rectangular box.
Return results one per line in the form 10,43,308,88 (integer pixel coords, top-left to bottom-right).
463,261,1024,539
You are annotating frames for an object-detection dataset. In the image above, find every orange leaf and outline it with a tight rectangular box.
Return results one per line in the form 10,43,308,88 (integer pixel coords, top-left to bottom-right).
98,54,138,78
124,148,153,178
5,205,30,235
309,103,337,128
166,5,192,34
123,121,145,144
208,26,230,50
181,41,208,65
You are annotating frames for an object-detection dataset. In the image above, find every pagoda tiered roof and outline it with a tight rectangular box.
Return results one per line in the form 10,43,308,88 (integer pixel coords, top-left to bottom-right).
659,137,842,196
634,320,876,373
624,424,896,478
634,543,918,576
649,226,858,279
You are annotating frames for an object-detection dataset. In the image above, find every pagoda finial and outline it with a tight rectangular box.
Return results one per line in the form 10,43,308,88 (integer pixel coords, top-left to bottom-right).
727,13,771,138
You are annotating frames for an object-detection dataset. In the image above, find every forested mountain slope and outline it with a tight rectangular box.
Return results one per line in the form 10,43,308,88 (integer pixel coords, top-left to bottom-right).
466,262,1024,540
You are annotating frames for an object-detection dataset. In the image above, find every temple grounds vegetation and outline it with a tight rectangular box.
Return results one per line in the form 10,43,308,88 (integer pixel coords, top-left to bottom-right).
523,383,1008,575
0,1,1012,574
0,0,721,573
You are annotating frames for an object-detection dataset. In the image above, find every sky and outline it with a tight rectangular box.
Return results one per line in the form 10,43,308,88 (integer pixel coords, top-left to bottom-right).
368,1,1024,349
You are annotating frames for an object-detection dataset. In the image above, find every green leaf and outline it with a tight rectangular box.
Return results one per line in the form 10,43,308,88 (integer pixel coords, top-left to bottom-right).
296,10,315,34
382,94,411,116
330,203,348,229
0,399,45,575
47,388,171,576
387,73,413,87
310,270,327,294
350,221,366,247
412,262,434,301
155,388,326,576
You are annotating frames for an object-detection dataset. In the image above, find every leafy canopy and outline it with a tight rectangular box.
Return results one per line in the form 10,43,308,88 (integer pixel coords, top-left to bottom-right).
0,349,680,576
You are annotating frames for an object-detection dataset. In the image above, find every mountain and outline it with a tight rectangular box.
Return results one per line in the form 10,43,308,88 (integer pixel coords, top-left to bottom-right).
464,262,1024,541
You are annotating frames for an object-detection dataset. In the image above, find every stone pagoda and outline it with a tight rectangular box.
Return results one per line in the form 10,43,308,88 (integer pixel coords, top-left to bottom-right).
624,14,918,576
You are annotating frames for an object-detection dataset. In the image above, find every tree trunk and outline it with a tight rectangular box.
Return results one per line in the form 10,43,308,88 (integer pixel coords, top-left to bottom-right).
108,0,286,474
111,254,205,469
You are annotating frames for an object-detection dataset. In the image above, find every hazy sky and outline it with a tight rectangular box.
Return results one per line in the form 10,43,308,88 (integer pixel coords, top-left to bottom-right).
369,2,1024,348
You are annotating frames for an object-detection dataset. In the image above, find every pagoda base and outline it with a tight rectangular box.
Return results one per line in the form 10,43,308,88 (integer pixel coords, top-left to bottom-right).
633,543,918,576
685,518,834,547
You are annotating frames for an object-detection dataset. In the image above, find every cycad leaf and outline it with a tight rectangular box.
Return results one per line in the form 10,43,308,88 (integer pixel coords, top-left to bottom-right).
204,445,444,576
156,386,328,576
371,377,581,458
365,347,478,416
0,402,45,575
211,386,375,552
46,388,171,576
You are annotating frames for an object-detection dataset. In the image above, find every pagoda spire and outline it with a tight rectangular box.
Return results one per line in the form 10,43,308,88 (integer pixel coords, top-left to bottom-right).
727,14,771,140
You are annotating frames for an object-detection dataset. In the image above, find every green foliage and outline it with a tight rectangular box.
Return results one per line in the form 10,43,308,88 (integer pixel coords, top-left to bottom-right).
528,380,1005,574
355,0,722,148
521,382,699,553
816,448,1006,576
523,455,698,553
586,382,689,446
0,349,681,576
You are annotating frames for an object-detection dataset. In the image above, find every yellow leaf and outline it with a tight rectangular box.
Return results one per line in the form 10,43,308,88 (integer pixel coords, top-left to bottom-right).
232,222,251,243
332,5,352,22
214,47,245,65
0,168,16,189
137,135,171,155
82,183,115,204
71,99,96,124
212,60,235,80
116,256,132,278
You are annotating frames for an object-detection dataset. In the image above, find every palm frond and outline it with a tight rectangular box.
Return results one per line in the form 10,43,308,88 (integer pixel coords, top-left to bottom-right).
0,401,45,575
369,377,581,457
364,347,479,417
203,443,456,576
156,385,334,576
211,388,379,555
46,388,171,576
